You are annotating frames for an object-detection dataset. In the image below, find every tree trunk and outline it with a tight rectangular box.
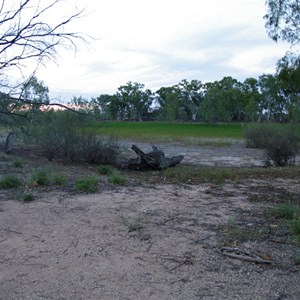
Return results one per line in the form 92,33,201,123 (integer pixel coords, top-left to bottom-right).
125,144,184,170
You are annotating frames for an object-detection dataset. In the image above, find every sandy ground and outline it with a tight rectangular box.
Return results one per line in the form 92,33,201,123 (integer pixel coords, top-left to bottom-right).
1,142,300,299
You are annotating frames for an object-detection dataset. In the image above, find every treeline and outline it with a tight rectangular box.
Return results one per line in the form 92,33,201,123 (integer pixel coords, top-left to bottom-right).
69,53,300,123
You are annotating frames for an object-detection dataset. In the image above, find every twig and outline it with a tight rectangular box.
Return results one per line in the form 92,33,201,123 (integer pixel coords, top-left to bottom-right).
217,247,275,264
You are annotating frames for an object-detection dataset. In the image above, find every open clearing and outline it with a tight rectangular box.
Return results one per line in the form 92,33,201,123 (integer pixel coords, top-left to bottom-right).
0,140,300,299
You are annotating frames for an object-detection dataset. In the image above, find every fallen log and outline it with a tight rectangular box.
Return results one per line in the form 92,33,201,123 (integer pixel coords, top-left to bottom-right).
125,144,184,171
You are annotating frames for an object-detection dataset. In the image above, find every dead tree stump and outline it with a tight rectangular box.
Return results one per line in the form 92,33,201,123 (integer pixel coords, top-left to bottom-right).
125,144,184,170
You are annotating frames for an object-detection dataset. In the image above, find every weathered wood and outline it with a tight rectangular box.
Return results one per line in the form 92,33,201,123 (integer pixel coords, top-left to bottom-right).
125,144,184,170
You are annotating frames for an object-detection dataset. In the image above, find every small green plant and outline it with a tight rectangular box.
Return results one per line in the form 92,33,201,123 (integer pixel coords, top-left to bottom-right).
289,219,300,241
0,175,22,189
121,216,143,232
19,192,35,202
267,204,298,220
53,174,67,186
291,251,300,265
29,170,50,186
223,217,259,244
74,176,98,193
12,159,23,168
98,165,114,175
108,174,127,185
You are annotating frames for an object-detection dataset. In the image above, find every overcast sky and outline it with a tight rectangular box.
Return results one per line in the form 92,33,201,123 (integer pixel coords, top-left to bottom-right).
36,0,290,100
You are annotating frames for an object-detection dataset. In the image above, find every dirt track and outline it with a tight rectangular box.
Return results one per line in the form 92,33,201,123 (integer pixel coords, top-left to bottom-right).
1,142,300,299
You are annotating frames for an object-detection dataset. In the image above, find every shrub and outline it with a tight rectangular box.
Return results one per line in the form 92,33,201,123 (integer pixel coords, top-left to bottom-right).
98,165,114,175
29,170,50,186
19,192,35,202
245,124,299,166
74,176,98,193
31,111,120,164
0,175,22,189
108,174,127,185
12,159,23,168
53,174,67,186
267,204,298,220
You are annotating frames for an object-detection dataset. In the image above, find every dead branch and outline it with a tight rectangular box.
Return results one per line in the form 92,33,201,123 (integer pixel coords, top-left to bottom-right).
217,247,275,264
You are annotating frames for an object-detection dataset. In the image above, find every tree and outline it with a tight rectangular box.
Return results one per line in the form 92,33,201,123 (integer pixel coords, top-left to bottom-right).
264,0,300,44
155,86,180,120
113,82,153,121
243,78,260,122
176,79,205,121
276,52,300,120
21,76,49,104
258,74,285,121
0,0,86,128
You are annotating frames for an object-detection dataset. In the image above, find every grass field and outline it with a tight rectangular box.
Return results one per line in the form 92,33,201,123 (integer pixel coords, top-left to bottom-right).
92,122,245,141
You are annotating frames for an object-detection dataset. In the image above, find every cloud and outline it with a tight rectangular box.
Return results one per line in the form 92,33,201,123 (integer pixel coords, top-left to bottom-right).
36,0,291,99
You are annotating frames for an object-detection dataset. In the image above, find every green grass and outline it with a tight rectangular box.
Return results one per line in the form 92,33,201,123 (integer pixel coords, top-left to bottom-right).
128,165,300,185
90,121,244,141
74,176,98,193
108,174,127,185
19,192,35,202
29,170,50,186
98,165,114,176
0,175,22,189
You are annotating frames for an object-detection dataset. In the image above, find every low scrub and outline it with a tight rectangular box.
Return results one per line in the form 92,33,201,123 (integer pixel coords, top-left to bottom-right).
0,175,22,189
74,176,98,193
29,170,50,186
98,165,114,176
245,124,299,166
108,174,127,185
30,111,120,164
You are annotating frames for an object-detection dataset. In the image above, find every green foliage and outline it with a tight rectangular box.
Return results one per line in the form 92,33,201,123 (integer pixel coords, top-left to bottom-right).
98,165,114,175
12,159,23,168
31,111,120,164
267,204,298,220
268,203,300,243
19,192,35,202
108,174,127,185
74,176,98,193
53,174,67,186
224,217,260,244
29,170,50,186
0,175,22,189
264,0,300,44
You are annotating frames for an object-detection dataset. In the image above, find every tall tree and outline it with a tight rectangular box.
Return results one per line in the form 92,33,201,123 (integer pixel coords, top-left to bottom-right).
176,79,204,121
264,0,300,45
276,52,300,120
115,82,153,121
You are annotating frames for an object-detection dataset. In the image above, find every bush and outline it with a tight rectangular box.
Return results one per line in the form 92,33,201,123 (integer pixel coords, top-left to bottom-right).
19,192,35,202
31,111,120,164
53,174,67,186
0,175,22,189
98,165,114,175
108,174,127,185
12,159,23,168
29,170,50,186
245,124,299,166
74,176,98,193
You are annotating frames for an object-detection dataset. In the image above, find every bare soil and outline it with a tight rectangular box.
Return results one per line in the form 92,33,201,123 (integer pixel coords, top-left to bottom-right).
1,141,300,299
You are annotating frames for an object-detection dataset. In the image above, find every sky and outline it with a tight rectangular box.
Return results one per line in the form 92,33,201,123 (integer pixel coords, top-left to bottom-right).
35,0,291,101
